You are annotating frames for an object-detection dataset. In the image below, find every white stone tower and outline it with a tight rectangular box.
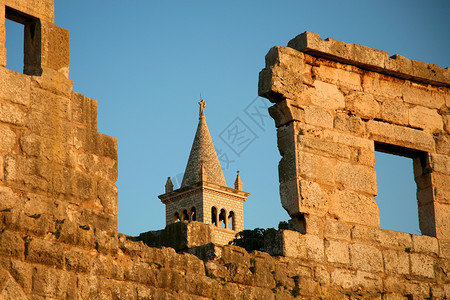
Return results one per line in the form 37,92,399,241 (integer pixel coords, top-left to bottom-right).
158,100,249,244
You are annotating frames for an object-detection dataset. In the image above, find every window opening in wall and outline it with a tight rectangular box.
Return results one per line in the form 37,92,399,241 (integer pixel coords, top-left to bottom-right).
211,207,217,226
5,6,41,75
228,211,235,230
174,212,180,223
181,209,189,221
219,209,226,229
374,143,422,235
190,207,196,221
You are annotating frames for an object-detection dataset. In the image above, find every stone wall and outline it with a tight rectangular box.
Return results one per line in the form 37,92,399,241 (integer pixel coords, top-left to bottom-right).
0,1,449,298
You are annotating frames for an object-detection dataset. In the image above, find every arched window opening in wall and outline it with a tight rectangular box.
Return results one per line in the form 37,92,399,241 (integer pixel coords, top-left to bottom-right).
190,207,196,221
228,211,235,230
174,212,180,223
211,207,218,226
219,209,227,229
181,209,189,221
374,142,428,235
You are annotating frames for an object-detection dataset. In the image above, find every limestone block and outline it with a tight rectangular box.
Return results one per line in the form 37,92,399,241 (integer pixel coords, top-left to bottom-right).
410,253,435,278
349,243,383,273
32,266,69,298
412,234,439,254
351,225,382,246
297,179,330,216
330,190,380,227
258,46,309,102
26,238,64,268
311,63,362,92
330,268,354,290
362,72,404,99
409,105,443,132
8,260,32,295
308,80,345,110
335,161,377,195
357,148,376,167
0,265,28,300
366,120,435,152
0,230,24,260
380,99,409,126
304,105,334,129
0,68,31,105
334,113,365,135
443,113,450,134
440,240,450,258
97,179,119,216
298,152,335,185
379,230,412,249
324,220,351,241
32,67,73,97
345,92,380,119
430,153,450,175
403,82,445,109
26,111,73,144
0,155,3,180
434,202,450,240
0,124,15,152
0,101,26,126
325,239,349,265
383,249,410,275
418,202,437,237
298,135,350,161
65,248,91,273
40,21,70,77
354,271,382,293
4,0,54,23
77,153,118,182
434,132,450,156
20,133,76,167
30,86,70,119
71,92,98,130
74,127,118,160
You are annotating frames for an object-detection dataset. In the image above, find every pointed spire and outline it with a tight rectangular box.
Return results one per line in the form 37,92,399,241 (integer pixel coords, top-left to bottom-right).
234,170,243,190
181,99,227,188
165,177,173,193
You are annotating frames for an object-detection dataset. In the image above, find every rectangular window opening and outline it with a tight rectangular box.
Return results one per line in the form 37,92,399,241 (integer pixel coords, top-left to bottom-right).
5,6,41,75
374,142,430,235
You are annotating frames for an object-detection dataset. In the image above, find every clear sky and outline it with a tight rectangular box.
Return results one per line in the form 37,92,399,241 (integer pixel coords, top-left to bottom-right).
5,1,449,236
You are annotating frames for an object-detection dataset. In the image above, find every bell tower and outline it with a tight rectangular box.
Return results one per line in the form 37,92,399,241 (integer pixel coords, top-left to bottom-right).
158,99,249,244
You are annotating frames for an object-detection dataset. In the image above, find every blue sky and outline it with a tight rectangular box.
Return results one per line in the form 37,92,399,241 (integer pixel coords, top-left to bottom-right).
5,1,449,236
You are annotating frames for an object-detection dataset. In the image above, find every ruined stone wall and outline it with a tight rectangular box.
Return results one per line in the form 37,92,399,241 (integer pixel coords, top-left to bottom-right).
0,1,449,298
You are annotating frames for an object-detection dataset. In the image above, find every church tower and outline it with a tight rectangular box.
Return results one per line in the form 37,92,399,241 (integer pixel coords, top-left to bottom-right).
158,100,249,244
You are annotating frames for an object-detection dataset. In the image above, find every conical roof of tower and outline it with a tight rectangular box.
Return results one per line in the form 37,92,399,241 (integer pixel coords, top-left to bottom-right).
181,100,227,188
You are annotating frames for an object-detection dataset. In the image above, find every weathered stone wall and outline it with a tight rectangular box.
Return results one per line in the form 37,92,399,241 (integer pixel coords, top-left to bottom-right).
1,1,449,298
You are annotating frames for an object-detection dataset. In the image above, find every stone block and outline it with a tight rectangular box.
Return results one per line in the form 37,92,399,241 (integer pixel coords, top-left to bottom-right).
440,240,450,258
77,153,118,182
324,220,351,241
32,67,73,97
349,243,383,273
345,92,380,119
298,152,335,185
409,105,443,132
71,92,98,130
0,101,26,126
31,86,70,119
26,239,64,268
65,248,91,273
335,161,377,194
383,249,410,275
334,113,365,135
366,120,435,152
325,239,349,265
4,0,54,23
443,113,450,134
26,111,73,144
330,268,354,290
298,135,350,161
32,266,69,298
357,148,376,167
403,81,445,109
410,253,435,278
8,260,33,294
74,127,118,160
97,179,119,216
380,99,408,125
297,179,330,216
304,105,333,129
418,202,437,237
434,202,450,240
0,265,28,300
0,67,30,105
412,234,439,254
379,230,412,249
309,80,345,110
435,132,450,156
41,21,70,77
362,72,404,99
354,271,382,293
0,124,15,152
311,63,362,92
330,190,380,227
0,230,24,260
430,153,450,175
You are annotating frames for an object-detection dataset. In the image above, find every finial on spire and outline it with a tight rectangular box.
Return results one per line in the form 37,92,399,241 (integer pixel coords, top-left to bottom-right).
165,177,173,193
199,99,206,118
234,170,243,190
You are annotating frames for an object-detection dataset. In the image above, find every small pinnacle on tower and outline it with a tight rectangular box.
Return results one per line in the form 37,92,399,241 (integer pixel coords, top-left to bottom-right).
165,177,173,193
199,99,206,118
234,170,243,190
